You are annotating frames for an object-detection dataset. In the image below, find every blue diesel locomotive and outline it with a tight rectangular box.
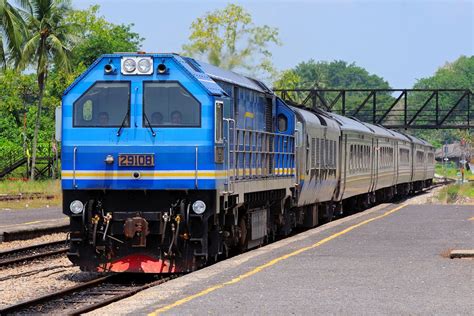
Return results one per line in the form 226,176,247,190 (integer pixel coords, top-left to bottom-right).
58,53,434,273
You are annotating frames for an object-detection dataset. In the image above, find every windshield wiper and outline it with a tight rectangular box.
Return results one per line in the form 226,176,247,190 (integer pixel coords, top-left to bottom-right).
143,112,156,137
116,110,130,137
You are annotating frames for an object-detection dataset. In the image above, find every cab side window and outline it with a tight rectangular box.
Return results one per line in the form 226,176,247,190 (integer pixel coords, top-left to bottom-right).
278,114,288,132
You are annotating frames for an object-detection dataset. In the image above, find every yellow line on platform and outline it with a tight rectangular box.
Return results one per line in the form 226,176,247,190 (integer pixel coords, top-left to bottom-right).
149,204,407,315
468,217,474,221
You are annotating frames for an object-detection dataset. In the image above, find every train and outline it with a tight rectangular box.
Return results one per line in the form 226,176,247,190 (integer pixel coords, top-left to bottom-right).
57,53,435,273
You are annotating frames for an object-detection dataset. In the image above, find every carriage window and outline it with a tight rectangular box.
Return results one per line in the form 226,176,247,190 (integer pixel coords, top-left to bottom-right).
73,82,130,127
143,82,200,127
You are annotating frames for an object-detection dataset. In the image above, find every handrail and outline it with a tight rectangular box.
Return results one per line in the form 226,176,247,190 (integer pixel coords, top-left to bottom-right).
229,128,295,180
73,147,78,188
223,118,235,193
195,146,198,189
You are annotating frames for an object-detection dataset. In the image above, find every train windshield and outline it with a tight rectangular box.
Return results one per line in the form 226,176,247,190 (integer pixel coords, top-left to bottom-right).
143,82,200,127
73,82,130,127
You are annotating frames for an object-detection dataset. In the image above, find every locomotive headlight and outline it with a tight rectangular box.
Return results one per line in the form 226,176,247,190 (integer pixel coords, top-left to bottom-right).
123,58,136,73
70,200,84,214
137,58,152,74
192,200,206,214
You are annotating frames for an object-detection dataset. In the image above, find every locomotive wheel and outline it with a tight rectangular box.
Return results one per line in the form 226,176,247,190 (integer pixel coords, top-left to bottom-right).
322,203,335,223
238,216,248,252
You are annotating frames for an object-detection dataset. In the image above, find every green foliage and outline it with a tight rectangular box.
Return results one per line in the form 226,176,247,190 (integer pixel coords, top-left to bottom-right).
412,56,474,146
274,60,391,115
435,162,473,179
414,56,473,90
0,70,36,159
0,0,24,69
0,3,143,180
15,0,77,180
275,60,390,90
17,0,77,78
274,60,389,91
436,182,474,203
0,179,60,194
183,4,281,80
68,5,143,68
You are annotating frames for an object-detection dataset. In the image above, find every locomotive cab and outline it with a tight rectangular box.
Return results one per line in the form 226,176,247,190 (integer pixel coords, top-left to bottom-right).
61,54,229,272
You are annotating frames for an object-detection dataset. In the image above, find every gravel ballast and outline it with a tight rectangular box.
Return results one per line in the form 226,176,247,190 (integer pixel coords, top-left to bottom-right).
0,257,100,308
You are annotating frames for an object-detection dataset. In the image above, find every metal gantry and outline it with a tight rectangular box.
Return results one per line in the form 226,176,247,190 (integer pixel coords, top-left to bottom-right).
274,89,473,129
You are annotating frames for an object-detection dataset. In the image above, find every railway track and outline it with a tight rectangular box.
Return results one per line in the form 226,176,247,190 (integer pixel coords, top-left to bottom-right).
0,193,56,202
0,240,68,268
0,274,174,315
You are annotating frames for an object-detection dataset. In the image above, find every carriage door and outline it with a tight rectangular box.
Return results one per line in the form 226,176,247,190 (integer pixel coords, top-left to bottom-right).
394,141,399,186
340,135,347,198
423,148,428,180
372,139,379,191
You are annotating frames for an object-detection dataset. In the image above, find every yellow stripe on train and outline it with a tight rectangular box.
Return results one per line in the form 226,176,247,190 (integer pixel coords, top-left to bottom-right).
61,170,228,179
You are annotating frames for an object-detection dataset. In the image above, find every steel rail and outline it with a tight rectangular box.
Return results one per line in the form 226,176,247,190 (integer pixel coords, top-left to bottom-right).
0,240,68,268
0,274,175,316
0,193,55,202
0,275,114,315
69,276,173,315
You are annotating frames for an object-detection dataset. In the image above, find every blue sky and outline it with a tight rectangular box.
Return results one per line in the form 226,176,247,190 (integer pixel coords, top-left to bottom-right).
74,0,473,88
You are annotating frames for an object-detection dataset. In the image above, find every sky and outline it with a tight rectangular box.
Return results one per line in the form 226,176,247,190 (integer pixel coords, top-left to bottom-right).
74,0,473,88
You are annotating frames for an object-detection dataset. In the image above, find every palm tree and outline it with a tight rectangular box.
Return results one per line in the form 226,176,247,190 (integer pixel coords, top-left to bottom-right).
0,0,25,70
16,0,76,180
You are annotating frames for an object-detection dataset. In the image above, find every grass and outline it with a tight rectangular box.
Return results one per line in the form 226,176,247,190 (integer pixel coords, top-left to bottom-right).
0,179,61,195
436,182,474,204
0,196,61,210
435,163,473,180
0,180,62,210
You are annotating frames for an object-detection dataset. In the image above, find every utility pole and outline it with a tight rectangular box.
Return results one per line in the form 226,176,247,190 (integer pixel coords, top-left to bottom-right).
443,141,448,183
460,138,467,183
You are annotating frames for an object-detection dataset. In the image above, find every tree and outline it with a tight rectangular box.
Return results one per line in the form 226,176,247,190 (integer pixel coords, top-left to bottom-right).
183,4,281,79
16,0,77,180
274,60,391,116
0,0,25,69
414,56,473,90
0,69,38,174
274,59,390,90
67,5,143,68
412,56,473,147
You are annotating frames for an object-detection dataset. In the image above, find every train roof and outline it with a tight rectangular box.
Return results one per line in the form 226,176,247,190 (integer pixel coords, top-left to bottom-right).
403,133,433,147
63,53,231,97
194,59,272,94
65,53,273,97
290,106,340,130
360,122,402,140
326,113,374,134
386,129,412,142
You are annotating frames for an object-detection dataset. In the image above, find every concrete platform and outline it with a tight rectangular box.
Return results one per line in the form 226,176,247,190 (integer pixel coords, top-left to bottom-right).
0,206,68,241
91,203,474,315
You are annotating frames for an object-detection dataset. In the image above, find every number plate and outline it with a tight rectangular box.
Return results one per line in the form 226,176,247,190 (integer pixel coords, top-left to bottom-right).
118,154,155,167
